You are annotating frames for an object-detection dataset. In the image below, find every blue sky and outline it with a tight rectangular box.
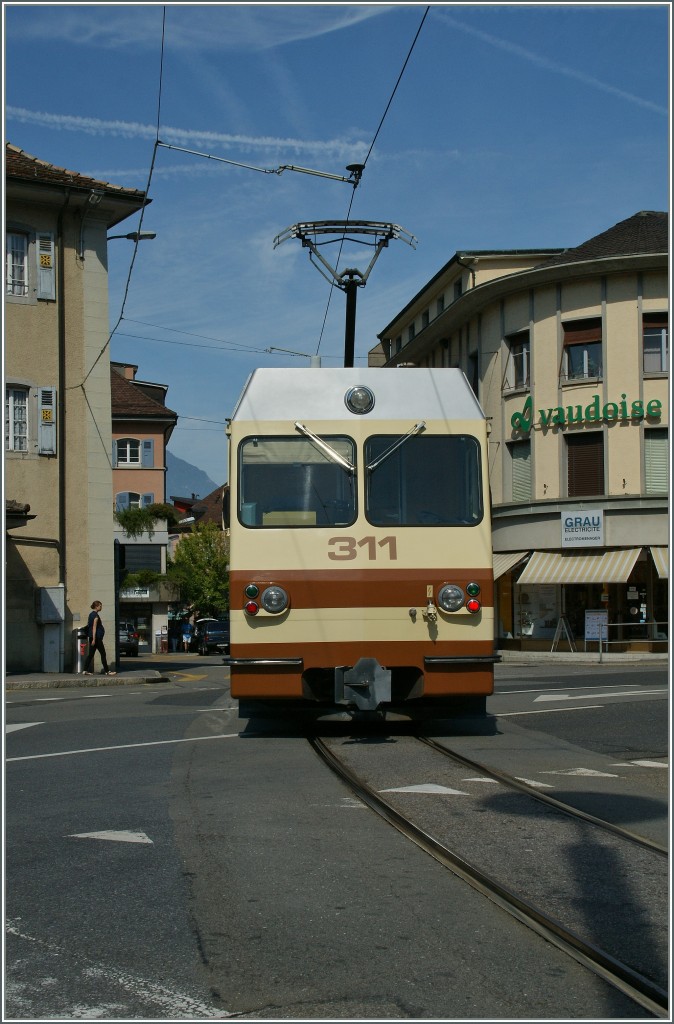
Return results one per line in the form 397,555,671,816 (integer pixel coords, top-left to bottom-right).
4,3,670,487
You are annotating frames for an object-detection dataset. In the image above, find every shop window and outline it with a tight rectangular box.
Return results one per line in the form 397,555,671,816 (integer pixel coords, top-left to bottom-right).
562,318,602,381
643,314,668,373
644,428,668,494
566,431,604,497
509,440,531,501
505,331,530,389
123,544,162,572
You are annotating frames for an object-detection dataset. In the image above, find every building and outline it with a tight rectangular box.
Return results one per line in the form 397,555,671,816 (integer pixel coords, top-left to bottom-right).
111,362,179,653
371,211,669,652
5,143,147,671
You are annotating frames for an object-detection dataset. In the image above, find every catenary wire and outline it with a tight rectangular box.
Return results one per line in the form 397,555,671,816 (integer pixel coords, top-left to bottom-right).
314,6,429,356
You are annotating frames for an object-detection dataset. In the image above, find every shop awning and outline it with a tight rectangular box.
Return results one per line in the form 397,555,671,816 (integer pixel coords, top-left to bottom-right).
650,547,669,579
493,551,529,580
516,548,642,586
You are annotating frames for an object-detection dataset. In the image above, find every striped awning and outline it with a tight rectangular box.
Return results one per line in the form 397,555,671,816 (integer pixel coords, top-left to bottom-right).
650,547,669,579
516,548,641,586
493,551,529,580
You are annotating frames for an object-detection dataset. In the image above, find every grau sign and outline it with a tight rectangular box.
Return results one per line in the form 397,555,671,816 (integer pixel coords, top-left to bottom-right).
511,394,663,433
562,509,604,548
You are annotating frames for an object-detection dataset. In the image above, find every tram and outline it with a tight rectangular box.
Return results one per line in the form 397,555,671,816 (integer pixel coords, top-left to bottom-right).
225,367,497,718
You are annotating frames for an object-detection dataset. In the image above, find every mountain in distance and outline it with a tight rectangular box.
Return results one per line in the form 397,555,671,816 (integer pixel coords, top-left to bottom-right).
165,450,219,502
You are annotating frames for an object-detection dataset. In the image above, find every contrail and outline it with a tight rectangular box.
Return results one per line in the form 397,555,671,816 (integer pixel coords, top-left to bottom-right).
435,12,668,117
5,106,369,159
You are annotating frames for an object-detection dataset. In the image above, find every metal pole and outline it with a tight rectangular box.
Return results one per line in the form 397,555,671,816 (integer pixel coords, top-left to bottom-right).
344,278,358,368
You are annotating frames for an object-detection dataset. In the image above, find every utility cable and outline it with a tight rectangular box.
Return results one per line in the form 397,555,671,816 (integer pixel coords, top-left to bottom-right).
72,7,167,391
314,5,429,356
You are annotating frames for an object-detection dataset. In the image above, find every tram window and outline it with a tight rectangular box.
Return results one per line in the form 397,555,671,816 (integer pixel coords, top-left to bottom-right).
238,436,356,528
365,434,483,526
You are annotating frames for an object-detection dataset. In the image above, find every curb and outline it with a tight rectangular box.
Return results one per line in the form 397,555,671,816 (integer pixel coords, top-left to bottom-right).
5,673,171,691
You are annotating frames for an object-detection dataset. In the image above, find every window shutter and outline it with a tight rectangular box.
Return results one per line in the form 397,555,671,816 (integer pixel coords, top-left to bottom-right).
567,433,604,497
37,386,57,454
645,429,668,494
141,493,155,506
36,233,56,300
141,439,154,467
112,439,117,467
116,493,130,512
511,441,531,501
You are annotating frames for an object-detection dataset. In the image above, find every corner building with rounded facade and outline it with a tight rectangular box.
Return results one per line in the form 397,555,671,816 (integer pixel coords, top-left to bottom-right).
371,211,668,653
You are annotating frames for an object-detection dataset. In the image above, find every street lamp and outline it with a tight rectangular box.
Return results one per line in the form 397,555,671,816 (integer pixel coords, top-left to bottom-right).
107,231,157,241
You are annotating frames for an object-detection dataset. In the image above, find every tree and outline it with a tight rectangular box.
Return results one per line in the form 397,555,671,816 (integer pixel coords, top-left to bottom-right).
168,523,229,616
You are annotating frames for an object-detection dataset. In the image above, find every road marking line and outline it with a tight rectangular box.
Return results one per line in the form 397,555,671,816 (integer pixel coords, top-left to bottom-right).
534,689,666,702
540,767,619,777
69,830,153,844
462,777,500,784
514,777,554,788
6,733,239,763
6,723,43,733
5,919,227,1017
494,705,604,716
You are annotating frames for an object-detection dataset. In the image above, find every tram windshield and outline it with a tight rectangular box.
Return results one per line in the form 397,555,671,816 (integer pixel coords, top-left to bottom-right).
365,434,483,526
238,435,356,527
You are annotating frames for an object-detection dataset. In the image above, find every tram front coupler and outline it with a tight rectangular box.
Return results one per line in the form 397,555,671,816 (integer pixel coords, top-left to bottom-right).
334,658,392,712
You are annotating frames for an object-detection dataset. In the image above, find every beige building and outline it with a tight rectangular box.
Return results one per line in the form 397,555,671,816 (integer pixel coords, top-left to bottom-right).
371,211,668,652
5,144,147,671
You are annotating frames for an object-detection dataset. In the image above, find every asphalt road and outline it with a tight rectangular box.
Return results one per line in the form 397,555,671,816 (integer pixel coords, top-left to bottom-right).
5,659,668,1019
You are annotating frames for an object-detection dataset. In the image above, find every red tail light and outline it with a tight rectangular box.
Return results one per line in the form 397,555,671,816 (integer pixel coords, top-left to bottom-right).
244,601,259,616
466,598,481,614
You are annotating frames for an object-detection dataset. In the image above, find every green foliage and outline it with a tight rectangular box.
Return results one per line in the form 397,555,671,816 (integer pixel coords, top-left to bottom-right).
120,568,164,589
167,523,230,616
115,502,180,539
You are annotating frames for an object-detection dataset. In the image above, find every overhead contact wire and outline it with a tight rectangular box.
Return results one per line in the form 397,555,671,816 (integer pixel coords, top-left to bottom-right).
314,5,430,357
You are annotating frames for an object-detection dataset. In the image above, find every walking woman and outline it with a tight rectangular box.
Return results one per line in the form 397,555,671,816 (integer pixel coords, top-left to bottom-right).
83,600,116,675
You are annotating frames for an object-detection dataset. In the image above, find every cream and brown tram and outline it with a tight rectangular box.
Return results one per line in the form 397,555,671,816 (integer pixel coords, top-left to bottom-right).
225,367,497,718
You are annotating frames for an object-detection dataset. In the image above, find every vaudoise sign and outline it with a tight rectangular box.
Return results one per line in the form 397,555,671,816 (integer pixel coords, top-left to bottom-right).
511,394,663,433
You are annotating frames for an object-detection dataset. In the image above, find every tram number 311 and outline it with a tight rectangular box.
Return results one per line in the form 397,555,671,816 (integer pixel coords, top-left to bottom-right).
328,536,398,561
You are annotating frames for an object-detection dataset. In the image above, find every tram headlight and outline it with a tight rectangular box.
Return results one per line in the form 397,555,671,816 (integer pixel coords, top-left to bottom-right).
437,584,464,612
344,385,375,415
260,585,289,614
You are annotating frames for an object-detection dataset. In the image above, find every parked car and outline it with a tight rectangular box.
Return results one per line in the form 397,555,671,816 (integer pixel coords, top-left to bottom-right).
118,621,139,656
193,617,230,655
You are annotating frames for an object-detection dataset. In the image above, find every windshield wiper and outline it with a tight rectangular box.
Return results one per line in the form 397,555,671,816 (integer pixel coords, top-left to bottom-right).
294,422,355,473
366,422,426,472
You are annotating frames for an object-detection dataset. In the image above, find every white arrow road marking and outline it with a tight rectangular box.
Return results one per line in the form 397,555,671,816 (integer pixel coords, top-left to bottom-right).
68,830,153,844
534,689,665,702
381,784,470,795
6,722,43,733
540,767,619,777
462,777,500,784
514,777,554,788
612,759,669,768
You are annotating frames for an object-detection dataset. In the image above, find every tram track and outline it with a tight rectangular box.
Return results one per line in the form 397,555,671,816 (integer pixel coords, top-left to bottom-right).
309,733,669,1019
418,734,668,855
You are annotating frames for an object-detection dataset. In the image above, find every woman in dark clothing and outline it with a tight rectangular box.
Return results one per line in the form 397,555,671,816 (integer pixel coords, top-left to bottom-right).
83,600,116,675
